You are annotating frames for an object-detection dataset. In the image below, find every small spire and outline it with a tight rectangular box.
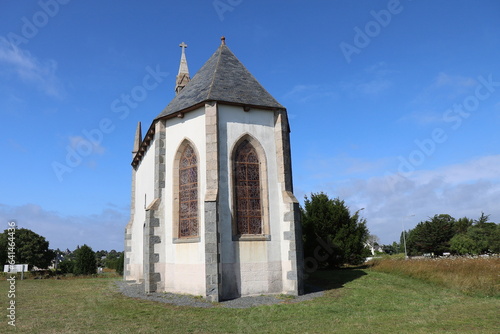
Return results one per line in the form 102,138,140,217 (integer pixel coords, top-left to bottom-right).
132,122,142,155
175,42,190,94
221,36,226,45
178,42,189,75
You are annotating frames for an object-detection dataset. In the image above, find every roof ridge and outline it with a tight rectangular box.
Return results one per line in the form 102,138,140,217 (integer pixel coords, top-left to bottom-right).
206,45,223,100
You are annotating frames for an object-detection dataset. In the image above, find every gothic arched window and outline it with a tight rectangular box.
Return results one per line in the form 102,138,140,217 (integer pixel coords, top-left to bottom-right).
179,144,198,237
234,140,262,235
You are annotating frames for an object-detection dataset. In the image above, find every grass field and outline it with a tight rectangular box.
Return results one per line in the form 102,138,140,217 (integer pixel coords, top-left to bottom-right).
369,256,500,297
1,263,499,333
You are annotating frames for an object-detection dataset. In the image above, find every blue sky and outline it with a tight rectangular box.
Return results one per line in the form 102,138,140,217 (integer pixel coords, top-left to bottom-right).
1,0,499,251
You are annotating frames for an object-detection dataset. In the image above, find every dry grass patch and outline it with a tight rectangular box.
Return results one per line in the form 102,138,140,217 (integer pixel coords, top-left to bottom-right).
369,256,500,296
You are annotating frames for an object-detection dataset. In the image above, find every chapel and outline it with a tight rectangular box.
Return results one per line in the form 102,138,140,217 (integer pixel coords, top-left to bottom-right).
124,37,303,301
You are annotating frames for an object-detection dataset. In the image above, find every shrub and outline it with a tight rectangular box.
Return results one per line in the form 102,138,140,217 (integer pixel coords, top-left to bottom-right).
301,193,369,267
73,245,97,276
115,253,124,276
58,259,74,274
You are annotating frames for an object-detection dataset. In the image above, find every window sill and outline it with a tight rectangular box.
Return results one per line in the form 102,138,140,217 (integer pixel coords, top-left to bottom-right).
232,234,271,241
173,237,200,244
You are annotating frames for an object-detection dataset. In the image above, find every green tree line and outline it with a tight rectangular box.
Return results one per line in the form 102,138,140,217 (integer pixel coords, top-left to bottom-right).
401,213,499,256
0,228,124,275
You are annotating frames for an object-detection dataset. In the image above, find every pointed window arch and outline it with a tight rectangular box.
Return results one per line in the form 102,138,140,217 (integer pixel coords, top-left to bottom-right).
234,140,263,235
178,143,198,238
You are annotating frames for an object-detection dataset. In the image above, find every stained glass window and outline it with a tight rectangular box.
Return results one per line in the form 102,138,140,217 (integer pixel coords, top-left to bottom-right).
179,144,198,237
234,140,262,234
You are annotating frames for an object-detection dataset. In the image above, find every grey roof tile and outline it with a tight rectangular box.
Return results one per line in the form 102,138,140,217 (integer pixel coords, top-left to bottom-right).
155,44,284,120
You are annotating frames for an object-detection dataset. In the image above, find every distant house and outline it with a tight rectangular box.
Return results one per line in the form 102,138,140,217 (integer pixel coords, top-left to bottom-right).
50,249,71,269
365,242,383,255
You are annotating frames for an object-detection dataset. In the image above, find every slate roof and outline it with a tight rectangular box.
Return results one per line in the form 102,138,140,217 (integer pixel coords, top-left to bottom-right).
155,44,284,120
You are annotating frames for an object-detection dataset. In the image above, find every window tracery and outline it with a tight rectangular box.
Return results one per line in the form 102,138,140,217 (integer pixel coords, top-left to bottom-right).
234,140,262,235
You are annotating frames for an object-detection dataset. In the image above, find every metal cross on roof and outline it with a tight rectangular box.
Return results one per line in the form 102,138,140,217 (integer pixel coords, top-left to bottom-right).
179,42,187,50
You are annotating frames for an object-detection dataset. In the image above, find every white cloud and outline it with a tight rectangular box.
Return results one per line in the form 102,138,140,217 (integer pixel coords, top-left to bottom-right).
0,37,64,98
398,109,443,125
414,155,500,185
299,155,500,245
432,72,476,90
303,154,390,179
0,203,127,251
285,62,395,103
283,84,338,103
6,138,28,153
355,79,391,95
69,136,106,155
340,62,394,97
404,72,478,125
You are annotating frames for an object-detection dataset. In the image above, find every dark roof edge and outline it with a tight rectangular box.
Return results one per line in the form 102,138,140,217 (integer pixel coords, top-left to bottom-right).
131,121,156,167
154,99,286,121
133,101,287,166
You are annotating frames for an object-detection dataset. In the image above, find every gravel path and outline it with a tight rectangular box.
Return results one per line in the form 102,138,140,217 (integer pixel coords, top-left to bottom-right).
115,280,324,308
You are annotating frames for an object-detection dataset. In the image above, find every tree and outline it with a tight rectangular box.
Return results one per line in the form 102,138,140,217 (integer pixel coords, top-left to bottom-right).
476,212,490,225
106,251,124,271
381,242,399,255
115,252,124,276
488,224,500,253
58,258,74,274
450,233,477,255
72,244,97,275
454,217,473,235
95,250,108,267
107,249,119,260
0,228,55,269
104,249,120,268
406,214,455,256
465,213,497,254
450,213,499,255
301,192,369,267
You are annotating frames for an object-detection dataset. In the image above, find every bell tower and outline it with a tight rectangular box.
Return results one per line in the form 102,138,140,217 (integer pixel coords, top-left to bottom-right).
175,42,190,94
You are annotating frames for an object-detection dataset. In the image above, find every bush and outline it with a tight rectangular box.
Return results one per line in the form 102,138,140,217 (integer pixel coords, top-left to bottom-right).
115,253,124,276
73,245,97,276
301,192,369,267
58,259,74,274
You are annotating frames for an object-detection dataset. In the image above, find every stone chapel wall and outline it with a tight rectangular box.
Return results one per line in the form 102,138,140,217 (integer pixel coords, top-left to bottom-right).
126,139,157,282
218,104,285,298
160,107,207,295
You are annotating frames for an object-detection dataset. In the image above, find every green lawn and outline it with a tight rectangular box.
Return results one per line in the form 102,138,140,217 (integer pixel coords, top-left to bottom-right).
1,267,498,333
